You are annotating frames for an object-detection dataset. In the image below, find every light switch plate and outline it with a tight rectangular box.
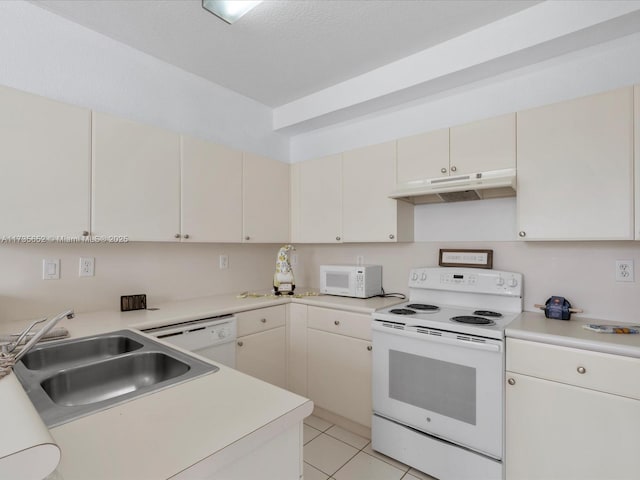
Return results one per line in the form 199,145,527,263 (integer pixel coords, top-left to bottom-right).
42,259,60,280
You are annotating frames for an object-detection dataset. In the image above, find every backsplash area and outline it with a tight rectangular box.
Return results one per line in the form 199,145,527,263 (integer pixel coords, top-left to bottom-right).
0,242,278,323
292,241,640,324
1,240,638,324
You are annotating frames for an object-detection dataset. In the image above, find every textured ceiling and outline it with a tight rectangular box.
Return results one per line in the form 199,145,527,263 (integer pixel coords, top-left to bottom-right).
31,0,538,107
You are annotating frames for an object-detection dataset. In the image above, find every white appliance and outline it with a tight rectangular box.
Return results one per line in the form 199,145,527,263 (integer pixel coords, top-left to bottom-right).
145,315,237,368
371,267,523,480
320,264,383,298
389,168,516,204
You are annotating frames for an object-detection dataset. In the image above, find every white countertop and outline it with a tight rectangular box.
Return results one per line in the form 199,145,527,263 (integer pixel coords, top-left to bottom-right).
0,291,402,480
506,311,640,358
0,290,404,338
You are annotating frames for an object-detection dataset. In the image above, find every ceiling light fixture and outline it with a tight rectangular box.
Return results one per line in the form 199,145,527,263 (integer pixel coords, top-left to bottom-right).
202,0,263,24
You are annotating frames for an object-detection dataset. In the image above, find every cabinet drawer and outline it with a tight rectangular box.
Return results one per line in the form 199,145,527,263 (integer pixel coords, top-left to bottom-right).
507,338,640,400
307,307,371,341
236,305,286,337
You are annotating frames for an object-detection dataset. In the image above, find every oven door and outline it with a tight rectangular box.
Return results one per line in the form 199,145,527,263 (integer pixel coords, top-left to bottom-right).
372,321,504,459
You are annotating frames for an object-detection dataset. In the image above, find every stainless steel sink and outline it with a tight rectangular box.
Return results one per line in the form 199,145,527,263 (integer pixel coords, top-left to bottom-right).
13,330,218,427
21,334,143,371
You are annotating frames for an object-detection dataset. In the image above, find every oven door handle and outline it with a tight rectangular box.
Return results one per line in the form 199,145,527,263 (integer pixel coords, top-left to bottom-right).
373,324,502,352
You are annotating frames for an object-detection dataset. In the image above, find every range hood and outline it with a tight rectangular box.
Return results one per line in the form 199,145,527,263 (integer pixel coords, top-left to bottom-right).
389,168,516,204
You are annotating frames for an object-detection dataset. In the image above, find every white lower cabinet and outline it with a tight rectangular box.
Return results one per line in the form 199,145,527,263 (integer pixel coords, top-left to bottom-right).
306,307,373,427
235,306,287,388
506,338,640,479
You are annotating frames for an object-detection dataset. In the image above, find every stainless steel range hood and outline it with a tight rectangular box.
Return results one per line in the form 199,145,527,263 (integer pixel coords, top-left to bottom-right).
389,168,516,204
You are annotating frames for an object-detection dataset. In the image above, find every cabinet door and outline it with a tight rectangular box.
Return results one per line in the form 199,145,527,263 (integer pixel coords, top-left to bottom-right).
517,87,634,240
236,326,286,389
92,112,180,241
635,84,640,240
294,154,342,243
0,85,90,237
286,304,308,397
180,135,242,242
307,328,372,427
342,141,411,242
396,128,449,184
450,113,515,175
506,372,640,480
242,152,289,243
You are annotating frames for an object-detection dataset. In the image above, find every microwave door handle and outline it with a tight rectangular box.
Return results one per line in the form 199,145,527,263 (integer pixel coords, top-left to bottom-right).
373,324,501,353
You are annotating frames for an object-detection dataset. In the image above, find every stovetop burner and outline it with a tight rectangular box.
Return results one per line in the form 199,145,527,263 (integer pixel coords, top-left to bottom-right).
450,315,496,325
473,310,503,318
406,303,440,312
389,308,416,315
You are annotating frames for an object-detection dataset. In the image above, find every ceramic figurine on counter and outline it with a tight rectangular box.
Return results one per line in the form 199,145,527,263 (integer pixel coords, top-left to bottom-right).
274,244,295,296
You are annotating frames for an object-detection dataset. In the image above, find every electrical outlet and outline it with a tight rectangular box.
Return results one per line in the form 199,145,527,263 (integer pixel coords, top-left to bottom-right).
219,254,229,270
356,255,364,266
290,253,298,266
42,259,60,280
79,257,95,277
615,260,634,282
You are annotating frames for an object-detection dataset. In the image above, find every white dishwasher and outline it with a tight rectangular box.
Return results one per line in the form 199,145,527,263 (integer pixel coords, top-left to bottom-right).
145,315,237,368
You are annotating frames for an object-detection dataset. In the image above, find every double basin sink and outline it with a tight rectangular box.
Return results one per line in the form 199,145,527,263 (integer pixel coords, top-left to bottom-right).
13,329,218,427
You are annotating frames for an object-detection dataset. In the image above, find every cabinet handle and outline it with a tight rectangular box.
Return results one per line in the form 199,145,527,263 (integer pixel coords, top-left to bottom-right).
518,231,526,238
388,234,395,240
450,165,457,172
174,233,181,239
577,366,586,374
507,378,516,385
245,236,250,241
260,318,267,323
441,167,447,174
367,345,372,351
334,320,340,325
237,341,243,347
82,231,89,237
183,234,190,239
336,236,341,241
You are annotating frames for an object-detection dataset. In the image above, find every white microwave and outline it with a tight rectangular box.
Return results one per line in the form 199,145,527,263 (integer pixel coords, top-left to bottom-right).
320,265,383,298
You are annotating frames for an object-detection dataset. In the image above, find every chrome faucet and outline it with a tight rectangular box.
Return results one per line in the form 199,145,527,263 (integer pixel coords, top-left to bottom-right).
1,309,75,361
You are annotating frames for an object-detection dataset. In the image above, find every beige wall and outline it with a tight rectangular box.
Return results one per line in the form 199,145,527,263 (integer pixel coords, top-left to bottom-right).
0,242,278,323
1,240,639,325
292,241,640,324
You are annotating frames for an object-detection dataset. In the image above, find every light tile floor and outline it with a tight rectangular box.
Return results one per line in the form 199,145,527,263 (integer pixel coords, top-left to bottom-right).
303,415,438,480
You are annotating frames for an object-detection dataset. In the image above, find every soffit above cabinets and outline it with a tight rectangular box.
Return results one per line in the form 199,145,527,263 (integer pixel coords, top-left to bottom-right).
27,1,640,134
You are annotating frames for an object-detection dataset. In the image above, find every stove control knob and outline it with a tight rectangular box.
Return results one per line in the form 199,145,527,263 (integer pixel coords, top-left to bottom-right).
420,273,427,281
411,272,419,281
508,277,518,287
496,277,505,286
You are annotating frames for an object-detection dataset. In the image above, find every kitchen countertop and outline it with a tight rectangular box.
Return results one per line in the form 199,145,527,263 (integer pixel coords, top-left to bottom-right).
506,311,640,358
0,291,402,479
0,290,404,338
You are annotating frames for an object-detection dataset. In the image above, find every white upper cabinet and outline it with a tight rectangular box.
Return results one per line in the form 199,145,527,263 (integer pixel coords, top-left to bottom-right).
92,112,181,241
635,85,640,241
0,85,90,237
450,113,516,174
396,128,449,184
291,154,342,243
517,87,634,241
342,141,413,242
181,135,242,242
242,152,290,243
396,113,515,189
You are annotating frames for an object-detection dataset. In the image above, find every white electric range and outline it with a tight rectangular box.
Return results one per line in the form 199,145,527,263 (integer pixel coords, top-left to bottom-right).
371,267,523,480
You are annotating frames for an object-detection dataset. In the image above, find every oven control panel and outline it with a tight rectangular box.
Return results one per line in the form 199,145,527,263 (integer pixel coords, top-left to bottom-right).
408,267,522,296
